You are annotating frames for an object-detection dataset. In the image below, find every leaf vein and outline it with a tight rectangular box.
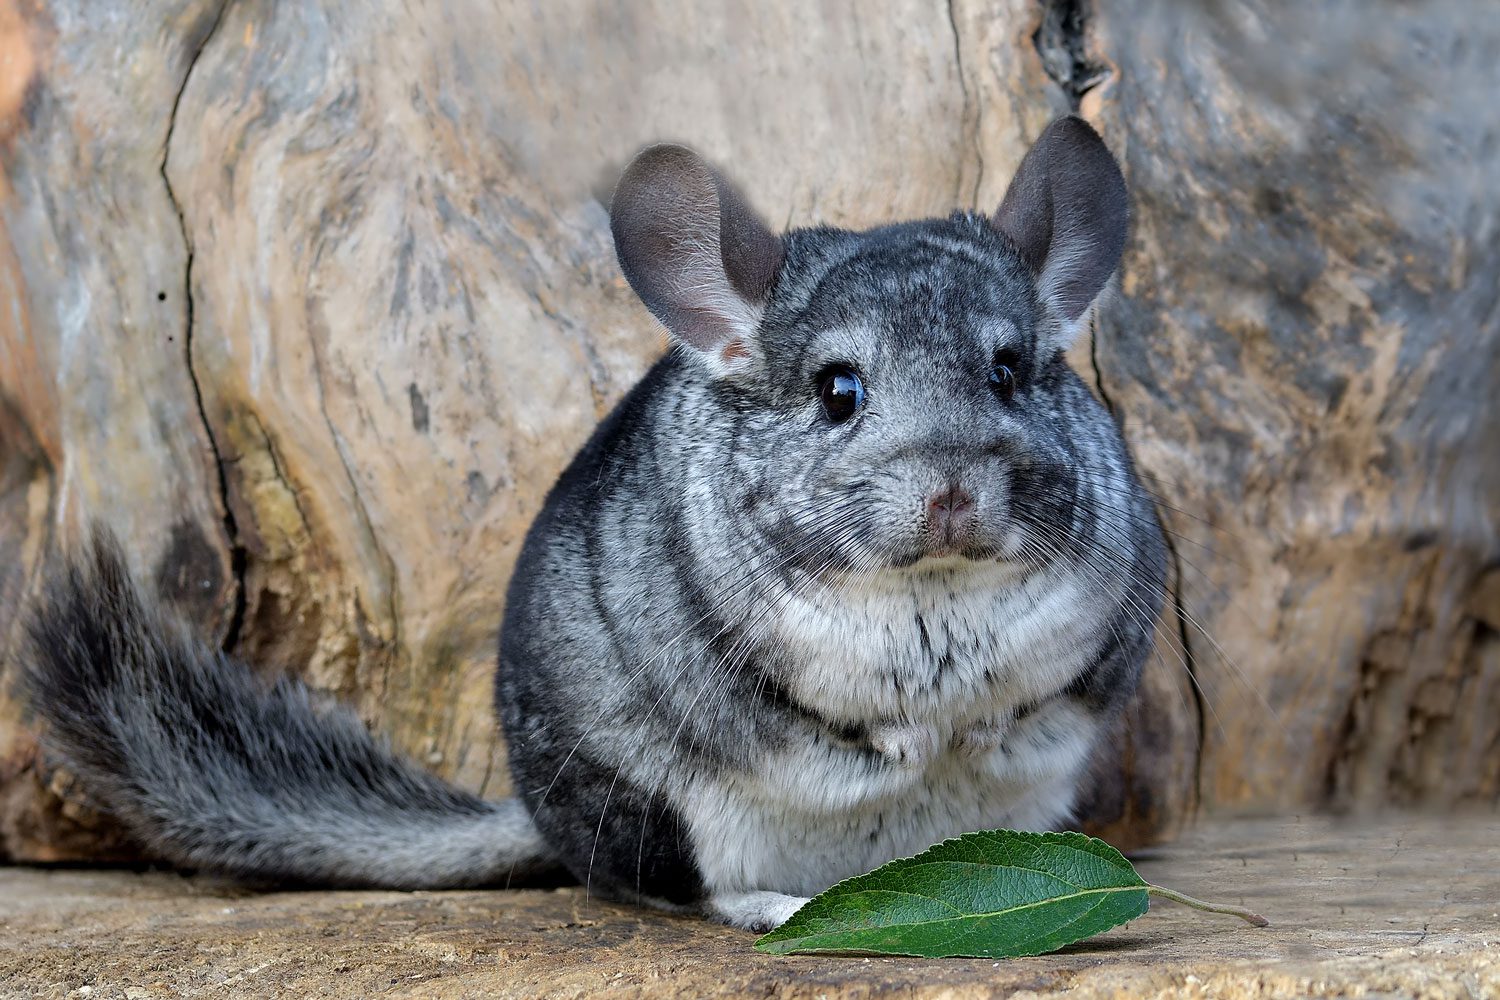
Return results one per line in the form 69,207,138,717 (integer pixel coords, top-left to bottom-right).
778,885,1145,942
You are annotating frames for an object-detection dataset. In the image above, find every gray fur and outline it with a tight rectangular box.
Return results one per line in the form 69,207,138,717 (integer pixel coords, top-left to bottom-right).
22,116,1166,932
504,115,1164,927
22,532,556,888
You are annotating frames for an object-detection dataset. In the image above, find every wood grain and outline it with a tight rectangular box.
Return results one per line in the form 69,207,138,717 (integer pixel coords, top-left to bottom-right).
1,814,1495,997
0,0,1494,864
1092,0,1500,813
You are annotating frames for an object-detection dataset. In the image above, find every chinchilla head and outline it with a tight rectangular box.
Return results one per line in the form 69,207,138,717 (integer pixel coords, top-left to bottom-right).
610,116,1130,574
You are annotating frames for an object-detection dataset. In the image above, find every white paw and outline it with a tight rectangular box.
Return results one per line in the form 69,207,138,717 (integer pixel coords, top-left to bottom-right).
869,721,939,770
709,890,812,933
951,719,1008,757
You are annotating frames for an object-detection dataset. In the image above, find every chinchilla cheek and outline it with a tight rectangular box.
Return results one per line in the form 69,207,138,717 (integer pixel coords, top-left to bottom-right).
986,477,1031,558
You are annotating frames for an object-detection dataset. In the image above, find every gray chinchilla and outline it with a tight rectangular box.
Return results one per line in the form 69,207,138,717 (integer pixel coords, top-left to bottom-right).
23,115,1167,931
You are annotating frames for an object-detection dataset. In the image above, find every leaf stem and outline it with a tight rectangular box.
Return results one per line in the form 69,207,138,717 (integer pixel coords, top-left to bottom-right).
1146,885,1269,927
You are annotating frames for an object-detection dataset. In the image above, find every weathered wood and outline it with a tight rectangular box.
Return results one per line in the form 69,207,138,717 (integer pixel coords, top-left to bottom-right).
0,0,235,860
0,0,1495,867
1,814,1495,997
1092,0,1500,813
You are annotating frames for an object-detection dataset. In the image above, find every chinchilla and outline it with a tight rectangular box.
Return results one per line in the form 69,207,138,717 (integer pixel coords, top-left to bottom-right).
22,115,1167,931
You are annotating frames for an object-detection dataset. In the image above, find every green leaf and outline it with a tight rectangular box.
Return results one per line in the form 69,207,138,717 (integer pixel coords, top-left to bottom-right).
754,829,1150,959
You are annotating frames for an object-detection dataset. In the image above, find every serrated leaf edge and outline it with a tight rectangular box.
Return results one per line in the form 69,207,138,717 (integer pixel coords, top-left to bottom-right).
754,883,1149,955
755,828,1148,952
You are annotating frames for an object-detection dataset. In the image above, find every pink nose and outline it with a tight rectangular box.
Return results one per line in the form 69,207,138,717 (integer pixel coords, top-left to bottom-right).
927,484,975,544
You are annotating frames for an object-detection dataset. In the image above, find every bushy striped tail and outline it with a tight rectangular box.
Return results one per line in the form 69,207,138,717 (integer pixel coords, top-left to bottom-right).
20,529,556,888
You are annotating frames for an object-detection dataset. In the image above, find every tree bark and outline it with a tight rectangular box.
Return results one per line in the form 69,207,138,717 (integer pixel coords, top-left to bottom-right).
0,0,1494,863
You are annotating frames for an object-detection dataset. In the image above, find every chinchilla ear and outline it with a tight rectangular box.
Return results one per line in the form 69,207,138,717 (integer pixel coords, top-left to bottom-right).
992,116,1127,342
610,144,784,372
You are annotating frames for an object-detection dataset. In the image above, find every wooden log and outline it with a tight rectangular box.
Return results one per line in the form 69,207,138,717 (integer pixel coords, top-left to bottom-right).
0,0,1493,865
0,0,235,860
1091,0,1500,813
3,814,1495,996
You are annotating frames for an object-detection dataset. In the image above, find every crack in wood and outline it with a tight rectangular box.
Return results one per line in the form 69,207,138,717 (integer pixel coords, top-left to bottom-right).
162,0,241,651
1032,0,1109,110
1040,0,1207,818
945,0,984,208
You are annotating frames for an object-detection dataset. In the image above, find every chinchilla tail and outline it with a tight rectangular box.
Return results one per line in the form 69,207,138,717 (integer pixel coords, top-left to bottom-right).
19,527,556,888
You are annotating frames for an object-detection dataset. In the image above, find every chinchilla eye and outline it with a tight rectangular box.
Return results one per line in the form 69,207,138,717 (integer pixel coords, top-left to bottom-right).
818,366,865,423
989,364,1016,401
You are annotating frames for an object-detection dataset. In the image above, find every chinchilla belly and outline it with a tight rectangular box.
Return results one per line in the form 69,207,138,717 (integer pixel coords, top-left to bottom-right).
682,701,1101,897
677,563,1117,897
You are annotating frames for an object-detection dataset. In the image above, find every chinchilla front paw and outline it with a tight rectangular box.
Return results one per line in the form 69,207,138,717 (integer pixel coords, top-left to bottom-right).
869,721,939,770
951,719,1008,757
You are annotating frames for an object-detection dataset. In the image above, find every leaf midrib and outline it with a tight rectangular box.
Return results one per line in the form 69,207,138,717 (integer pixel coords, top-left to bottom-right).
772,882,1148,941
826,856,1141,914
861,856,1140,887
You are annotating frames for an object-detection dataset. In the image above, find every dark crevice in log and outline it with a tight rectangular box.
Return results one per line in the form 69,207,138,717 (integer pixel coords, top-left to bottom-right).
0,393,56,647
1167,545,1206,813
162,0,243,652
1087,314,1117,416
246,411,315,538
1033,0,1108,110
1051,0,1205,818
945,0,983,207
1090,325,1206,815
302,314,406,679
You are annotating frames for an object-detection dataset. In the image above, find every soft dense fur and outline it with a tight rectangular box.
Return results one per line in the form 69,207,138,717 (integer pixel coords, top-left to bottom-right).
22,117,1166,932
23,534,556,887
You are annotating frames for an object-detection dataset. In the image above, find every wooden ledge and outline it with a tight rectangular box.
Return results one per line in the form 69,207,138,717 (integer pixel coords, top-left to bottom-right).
1,814,1495,998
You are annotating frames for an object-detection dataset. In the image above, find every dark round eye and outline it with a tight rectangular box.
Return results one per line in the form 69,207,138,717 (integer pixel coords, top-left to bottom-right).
989,364,1016,401
819,366,866,423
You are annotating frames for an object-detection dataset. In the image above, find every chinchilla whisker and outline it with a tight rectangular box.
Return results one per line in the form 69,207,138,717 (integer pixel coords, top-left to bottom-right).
739,525,891,720
1030,460,1191,491
1079,500,1265,644
26,119,1194,933
702,540,871,738
622,527,877,887
1022,522,1228,742
1161,594,1289,742
521,504,825,757
1026,464,1236,530
1017,480,1265,659
689,516,883,735
1020,459,1195,494
585,527,846,890
592,520,873,895
1022,487,1225,565
1016,542,1170,712
1044,472,1247,546
681,516,878,717
1008,530,1182,704
758,546,890,722
1021,521,1201,700
1020,481,1248,572
1029,516,1286,748
1023,532,1200,725
1025,523,1175,661
1029,472,1238,542
1019,533,1198,723
1026,518,1177,653
1029,497,1286,739
538,495,868,818
716,512,881,675
607,513,874,759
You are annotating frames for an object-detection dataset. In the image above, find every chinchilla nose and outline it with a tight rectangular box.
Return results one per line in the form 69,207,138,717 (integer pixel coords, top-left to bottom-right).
926,483,976,546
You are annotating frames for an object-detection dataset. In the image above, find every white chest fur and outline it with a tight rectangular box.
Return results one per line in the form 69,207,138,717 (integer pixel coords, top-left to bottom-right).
684,560,1111,898
772,559,1104,725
